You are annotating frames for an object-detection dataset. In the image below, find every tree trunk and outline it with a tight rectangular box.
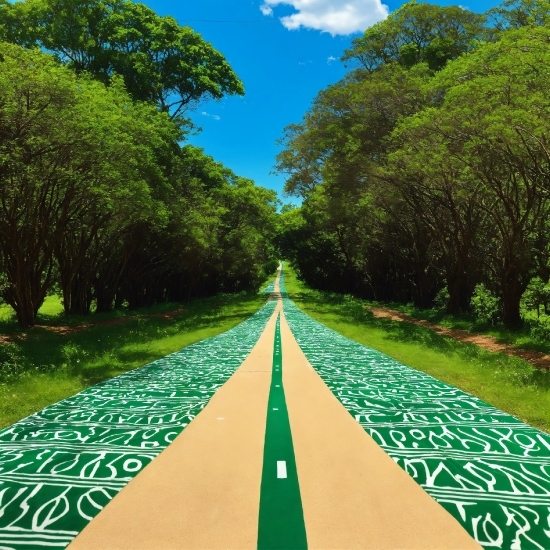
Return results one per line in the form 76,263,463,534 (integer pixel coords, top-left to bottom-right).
501,266,524,329
13,291,38,328
95,285,115,313
502,291,522,328
446,275,473,314
2,262,50,327
412,265,433,309
64,271,92,316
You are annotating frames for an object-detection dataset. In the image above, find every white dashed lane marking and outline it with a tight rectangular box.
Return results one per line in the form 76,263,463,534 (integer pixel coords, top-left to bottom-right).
277,461,287,479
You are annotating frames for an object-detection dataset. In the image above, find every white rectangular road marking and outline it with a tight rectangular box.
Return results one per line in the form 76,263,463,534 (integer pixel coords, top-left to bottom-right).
277,461,287,479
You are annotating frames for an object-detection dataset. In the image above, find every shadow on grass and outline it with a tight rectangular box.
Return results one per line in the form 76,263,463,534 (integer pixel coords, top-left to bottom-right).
0,293,266,387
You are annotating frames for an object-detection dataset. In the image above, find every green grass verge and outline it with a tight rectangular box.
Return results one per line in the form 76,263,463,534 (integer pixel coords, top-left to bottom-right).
0,295,65,322
284,267,550,433
0,292,268,429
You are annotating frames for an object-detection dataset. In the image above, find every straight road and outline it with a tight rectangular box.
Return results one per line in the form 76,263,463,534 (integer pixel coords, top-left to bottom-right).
68,269,480,550
2,266,550,549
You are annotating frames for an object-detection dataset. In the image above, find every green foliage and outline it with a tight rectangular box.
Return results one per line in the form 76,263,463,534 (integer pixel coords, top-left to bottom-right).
471,284,502,325
0,343,21,383
278,8,550,330
433,287,450,309
0,0,244,119
521,277,550,317
342,1,486,72
487,0,550,31
278,62,431,198
0,43,177,325
0,2,275,326
392,25,550,326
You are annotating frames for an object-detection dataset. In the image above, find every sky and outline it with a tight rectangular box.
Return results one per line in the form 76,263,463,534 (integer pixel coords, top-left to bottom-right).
146,0,503,202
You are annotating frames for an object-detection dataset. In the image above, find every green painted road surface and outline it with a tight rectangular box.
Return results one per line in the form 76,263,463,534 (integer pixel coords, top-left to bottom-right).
261,279,276,294
1,267,550,550
278,272,550,550
257,313,307,550
0,300,277,549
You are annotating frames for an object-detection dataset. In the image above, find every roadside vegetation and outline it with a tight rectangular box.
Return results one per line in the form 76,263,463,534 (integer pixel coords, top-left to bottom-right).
277,0,550,333
284,266,550,433
0,0,279,428
0,0,278,328
0,292,268,429
373,298,550,356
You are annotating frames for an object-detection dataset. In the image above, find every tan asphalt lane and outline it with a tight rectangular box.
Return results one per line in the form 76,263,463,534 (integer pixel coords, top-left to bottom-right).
68,294,281,550
68,268,480,549
281,310,481,549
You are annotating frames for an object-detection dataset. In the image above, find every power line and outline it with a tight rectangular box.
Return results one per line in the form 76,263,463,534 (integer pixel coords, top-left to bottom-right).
177,19,279,23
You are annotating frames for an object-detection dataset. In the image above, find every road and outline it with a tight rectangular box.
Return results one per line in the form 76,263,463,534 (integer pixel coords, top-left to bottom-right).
1,266,549,549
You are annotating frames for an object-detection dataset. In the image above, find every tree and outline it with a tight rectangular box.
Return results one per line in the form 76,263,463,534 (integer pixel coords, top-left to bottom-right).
389,26,550,327
0,43,174,325
342,1,486,72
100,146,279,309
276,63,435,303
487,0,550,31
0,0,244,119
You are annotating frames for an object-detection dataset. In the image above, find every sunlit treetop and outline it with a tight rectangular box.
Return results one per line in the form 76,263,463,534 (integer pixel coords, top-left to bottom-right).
342,0,486,73
0,0,245,120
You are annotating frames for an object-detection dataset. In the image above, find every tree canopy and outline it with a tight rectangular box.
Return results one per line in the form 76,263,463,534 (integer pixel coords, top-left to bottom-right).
0,0,244,118
0,0,275,327
277,1,550,329
342,0,486,72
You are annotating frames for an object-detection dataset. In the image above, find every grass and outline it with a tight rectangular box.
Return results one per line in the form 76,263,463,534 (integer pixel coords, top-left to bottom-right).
283,267,550,433
0,292,268,429
0,294,65,324
379,301,550,355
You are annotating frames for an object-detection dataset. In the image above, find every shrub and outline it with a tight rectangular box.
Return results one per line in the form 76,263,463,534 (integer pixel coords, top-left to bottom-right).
433,286,450,309
521,277,550,318
471,283,501,325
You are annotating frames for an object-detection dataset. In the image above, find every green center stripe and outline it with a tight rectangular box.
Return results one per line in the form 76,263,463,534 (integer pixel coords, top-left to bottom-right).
257,313,307,550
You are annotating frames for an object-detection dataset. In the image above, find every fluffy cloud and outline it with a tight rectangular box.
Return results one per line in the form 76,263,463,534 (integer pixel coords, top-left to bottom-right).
259,0,389,35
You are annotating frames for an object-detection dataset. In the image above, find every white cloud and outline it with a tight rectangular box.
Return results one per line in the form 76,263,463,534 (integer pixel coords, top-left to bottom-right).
201,111,221,121
260,4,274,15
259,0,389,35
327,55,337,64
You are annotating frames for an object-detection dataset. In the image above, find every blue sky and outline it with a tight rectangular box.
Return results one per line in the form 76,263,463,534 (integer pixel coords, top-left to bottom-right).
146,0,503,201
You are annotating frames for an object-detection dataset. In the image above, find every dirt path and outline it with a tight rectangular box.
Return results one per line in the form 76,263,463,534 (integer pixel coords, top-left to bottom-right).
370,307,550,370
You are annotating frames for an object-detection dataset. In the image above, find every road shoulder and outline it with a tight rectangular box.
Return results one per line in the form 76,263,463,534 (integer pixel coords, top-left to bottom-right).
280,310,481,550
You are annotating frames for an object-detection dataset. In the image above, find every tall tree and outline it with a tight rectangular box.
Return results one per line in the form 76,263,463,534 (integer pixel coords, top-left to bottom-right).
390,26,550,326
0,0,244,118
342,0,486,72
0,44,173,325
